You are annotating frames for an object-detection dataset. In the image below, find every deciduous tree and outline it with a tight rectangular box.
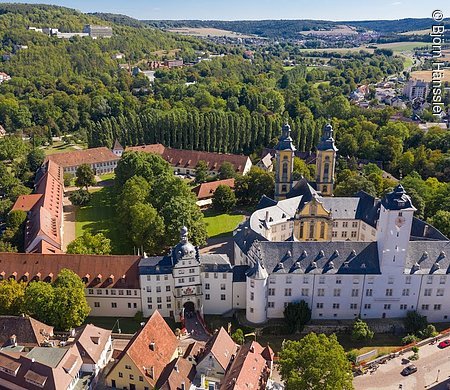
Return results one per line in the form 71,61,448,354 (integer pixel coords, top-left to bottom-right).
75,164,96,191
66,232,111,255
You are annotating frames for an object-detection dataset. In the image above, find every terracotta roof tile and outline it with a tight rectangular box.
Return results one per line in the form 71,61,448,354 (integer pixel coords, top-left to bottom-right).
110,311,178,388
0,316,54,347
192,179,235,200
0,253,140,288
156,357,196,390
126,144,250,173
221,341,272,390
11,194,43,212
46,147,119,168
74,324,111,365
198,327,237,371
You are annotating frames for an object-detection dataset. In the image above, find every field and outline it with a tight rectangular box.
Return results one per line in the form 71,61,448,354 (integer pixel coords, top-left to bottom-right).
411,70,450,82
298,25,357,36
203,209,245,238
300,41,429,55
400,29,431,36
167,27,254,38
75,187,132,254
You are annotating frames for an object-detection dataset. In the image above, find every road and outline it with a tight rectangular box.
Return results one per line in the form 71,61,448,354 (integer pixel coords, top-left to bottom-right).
354,341,450,390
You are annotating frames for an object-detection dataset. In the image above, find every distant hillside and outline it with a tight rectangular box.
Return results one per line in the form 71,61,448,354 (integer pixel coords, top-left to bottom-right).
89,12,146,28
144,18,450,39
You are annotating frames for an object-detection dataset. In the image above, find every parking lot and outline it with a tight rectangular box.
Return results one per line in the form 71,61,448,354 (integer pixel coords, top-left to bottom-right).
354,340,450,390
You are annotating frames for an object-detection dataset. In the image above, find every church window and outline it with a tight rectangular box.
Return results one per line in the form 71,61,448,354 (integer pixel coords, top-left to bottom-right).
299,222,304,238
320,222,325,239
323,163,330,181
282,162,288,181
309,223,315,239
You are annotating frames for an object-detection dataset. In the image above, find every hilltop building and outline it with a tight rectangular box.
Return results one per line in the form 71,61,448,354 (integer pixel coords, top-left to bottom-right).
403,79,429,101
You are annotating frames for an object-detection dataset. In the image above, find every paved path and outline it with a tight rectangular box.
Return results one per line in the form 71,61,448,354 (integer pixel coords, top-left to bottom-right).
62,196,76,251
200,237,234,262
354,341,450,390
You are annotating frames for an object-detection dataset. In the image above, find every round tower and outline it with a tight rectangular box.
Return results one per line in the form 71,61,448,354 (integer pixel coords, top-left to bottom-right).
246,260,268,324
377,184,416,271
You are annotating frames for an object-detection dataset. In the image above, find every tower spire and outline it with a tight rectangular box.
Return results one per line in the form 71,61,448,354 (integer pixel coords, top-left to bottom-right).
274,123,296,201
315,123,338,196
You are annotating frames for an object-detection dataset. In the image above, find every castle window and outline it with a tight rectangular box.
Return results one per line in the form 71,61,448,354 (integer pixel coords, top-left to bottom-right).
268,301,274,308
323,163,330,181
320,222,325,239
317,302,323,309
309,223,315,239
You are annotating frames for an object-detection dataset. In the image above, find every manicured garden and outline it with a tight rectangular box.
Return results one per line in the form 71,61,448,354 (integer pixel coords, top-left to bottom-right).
202,209,245,238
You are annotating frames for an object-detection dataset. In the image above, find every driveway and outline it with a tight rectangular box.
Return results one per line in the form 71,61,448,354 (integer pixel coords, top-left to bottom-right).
62,196,76,251
354,340,450,389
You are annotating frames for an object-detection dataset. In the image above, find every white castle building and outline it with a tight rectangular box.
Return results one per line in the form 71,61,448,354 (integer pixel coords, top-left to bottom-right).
141,124,450,325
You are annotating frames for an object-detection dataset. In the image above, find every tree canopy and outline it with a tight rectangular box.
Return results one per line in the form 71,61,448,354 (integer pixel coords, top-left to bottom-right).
278,333,353,390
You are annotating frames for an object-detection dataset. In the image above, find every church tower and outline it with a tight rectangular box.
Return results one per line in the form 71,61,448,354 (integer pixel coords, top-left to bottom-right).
316,124,338,196
274,123,296,201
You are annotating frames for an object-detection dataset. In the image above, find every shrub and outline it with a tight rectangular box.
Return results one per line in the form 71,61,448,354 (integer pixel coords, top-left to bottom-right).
351,319,374,341
419,324,438,339
283,300,312,333
63,173,74,187
69,189,91,206
401,334,418,345
231,328,245,345
411,346,419,354
346,350,358,364
408,353,419,361
404,311,428,336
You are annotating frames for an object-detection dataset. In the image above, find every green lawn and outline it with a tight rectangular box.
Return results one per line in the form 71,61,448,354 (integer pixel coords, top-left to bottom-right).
42,141,86,156
203,209,245,238
338,333,403,356
75,187,132,254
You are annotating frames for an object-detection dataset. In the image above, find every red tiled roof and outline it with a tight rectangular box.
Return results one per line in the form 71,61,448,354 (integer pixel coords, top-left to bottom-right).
126,144,250,173
0,345,82,390
11,194,43,212
74,324,111,365
198,327,237,371
24,160,64,254
46,147,119,168
156,357,196,390
110,311,178,388
0,316,54,347
0,253,141,289
220,341,272,390
192,179,235,200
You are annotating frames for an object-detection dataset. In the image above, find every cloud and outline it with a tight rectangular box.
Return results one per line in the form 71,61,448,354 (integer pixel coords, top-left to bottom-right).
391,1,402,5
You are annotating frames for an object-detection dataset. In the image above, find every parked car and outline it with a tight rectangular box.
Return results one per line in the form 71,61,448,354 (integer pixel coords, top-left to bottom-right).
438,339,450,349
401,365,417,376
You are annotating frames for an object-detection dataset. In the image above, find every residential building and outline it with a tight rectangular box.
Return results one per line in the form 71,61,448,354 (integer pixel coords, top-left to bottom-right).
195,327,238,388
220,341,274,390
11,160,64,254
46,146,119,175
403,79,429,101
106,310,179,389
0,345,82,390
82,25,113,38
192,178,235,207
0,253,142,317
126,144,252,176
0,316,54,348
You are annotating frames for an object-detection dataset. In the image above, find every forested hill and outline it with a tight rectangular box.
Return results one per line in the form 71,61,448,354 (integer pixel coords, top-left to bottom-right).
144,18,450,38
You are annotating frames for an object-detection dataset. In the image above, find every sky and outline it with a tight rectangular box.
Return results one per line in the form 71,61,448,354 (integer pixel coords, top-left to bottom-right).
1,0,450,21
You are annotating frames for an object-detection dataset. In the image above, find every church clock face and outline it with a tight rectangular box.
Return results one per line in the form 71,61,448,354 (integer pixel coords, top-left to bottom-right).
395,216,406,228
